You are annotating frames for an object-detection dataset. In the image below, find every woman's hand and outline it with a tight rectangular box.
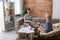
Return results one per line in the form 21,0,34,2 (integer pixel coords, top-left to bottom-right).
38,24,45,33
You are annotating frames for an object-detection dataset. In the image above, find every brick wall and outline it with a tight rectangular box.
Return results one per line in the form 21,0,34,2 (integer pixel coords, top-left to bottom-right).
24,0,53,18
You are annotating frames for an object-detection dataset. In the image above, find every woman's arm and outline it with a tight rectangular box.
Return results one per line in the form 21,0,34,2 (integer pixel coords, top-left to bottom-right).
38,24,45,33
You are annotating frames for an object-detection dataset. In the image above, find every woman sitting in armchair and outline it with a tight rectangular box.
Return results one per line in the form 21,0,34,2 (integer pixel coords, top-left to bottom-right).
38,13,60,40
38,13,53,33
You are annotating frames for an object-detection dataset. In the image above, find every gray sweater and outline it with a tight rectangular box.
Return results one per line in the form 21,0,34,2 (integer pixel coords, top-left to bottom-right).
24,14,33,23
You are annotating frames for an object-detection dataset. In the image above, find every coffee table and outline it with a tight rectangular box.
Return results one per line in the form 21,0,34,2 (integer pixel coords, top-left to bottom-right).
18,27,34,40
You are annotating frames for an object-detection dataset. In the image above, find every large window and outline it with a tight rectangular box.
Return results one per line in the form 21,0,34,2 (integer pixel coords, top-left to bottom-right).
14,0,23,15
8,0,14,2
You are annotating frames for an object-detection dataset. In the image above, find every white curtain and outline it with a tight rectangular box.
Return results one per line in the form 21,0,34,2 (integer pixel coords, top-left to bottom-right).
0,2,5,32
53,0,60,19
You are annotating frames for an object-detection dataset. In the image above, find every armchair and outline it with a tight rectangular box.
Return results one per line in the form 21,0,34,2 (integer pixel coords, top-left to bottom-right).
40,29,60,40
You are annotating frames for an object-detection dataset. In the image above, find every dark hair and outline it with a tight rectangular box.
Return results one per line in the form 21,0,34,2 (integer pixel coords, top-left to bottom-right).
27,8,31,10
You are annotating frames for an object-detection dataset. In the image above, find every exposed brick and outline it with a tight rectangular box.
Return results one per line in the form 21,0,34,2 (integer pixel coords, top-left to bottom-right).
24,0,52,18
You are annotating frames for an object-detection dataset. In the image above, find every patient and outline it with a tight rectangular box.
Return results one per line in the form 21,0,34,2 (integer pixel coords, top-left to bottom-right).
24,8,33,25
39,13,53,33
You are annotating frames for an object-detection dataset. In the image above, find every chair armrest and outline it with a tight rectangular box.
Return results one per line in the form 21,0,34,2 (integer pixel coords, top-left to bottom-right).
15,17,24,33
40,29,60,38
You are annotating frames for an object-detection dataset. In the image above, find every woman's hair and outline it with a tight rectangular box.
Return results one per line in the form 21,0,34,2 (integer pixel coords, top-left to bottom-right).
46,13,52,21
29,23,32,26
27,8,31,10
26,8,31,13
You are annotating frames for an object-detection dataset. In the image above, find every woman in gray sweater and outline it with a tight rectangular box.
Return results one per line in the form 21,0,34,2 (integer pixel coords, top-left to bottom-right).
24,8,33,25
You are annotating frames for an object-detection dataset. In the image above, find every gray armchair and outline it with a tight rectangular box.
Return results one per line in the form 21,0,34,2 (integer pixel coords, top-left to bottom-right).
15,17,24,33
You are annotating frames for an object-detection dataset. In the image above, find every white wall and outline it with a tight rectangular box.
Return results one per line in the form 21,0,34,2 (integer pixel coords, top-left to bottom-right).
53,0,60,19
0,2,5,31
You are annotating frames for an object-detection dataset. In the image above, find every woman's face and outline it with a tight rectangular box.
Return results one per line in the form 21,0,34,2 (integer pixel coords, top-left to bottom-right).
27,10,31,14
45,14,48,20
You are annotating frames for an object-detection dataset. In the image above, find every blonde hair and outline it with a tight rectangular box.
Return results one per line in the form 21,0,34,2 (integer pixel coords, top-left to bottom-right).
45,13,52,21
